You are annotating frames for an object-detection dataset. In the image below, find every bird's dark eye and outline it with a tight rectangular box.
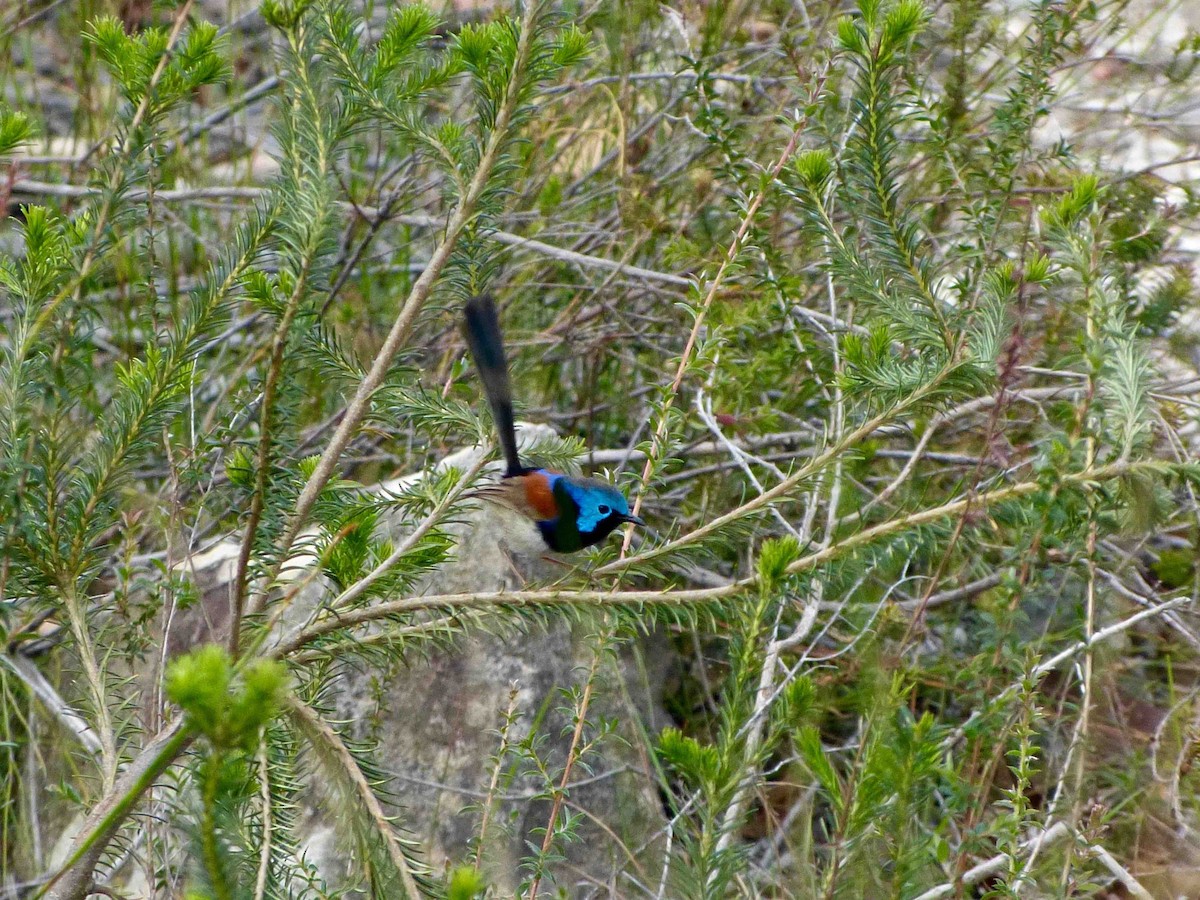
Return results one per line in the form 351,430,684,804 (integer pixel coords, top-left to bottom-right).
598,504,610,515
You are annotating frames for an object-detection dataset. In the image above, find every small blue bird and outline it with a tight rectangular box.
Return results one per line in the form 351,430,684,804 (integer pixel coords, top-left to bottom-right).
463,294,644,553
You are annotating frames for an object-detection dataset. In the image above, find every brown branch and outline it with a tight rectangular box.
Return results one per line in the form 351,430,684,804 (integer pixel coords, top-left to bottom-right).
38,719,194,900
287,699,423,898
274,459,1141,660
230,255,313,658
526,641,606,898
251,0,545,617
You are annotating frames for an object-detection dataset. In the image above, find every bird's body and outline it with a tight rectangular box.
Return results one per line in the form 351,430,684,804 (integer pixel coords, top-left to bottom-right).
478,468,637,553
463,295,643,552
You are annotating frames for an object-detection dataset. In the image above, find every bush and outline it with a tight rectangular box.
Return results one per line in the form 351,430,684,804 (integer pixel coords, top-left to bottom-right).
1,0,1199,896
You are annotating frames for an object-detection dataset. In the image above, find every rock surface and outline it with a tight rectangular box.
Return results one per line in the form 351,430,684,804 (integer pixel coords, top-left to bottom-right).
172,428,672,896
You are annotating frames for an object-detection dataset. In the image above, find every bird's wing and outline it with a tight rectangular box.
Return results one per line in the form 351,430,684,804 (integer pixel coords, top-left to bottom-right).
463,294,525,477
470,482,542,520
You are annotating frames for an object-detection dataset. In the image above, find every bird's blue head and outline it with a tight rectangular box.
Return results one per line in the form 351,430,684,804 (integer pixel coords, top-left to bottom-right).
538,473,644,552
562,479,636,533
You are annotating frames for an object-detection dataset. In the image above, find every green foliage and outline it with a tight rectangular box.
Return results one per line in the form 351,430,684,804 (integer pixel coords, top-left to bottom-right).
87,15,229,107
2,0,1198,895
757,535,801,587
659,726,723,790
167,645,286,751
0,108,33,155
446,866,486,900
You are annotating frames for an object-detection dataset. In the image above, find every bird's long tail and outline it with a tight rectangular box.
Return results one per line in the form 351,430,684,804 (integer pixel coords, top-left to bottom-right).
463,294,525,477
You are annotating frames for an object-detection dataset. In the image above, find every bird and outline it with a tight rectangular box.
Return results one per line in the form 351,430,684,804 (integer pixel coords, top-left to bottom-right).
462,294,644,553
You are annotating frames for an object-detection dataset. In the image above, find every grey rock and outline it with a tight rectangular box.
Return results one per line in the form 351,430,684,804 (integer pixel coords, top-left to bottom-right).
175,428,671,896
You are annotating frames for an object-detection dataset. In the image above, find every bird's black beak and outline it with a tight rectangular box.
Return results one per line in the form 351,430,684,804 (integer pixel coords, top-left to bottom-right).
623,513,646,527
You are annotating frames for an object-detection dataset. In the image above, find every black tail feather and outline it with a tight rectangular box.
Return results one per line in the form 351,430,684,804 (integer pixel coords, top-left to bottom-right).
463,294,525,477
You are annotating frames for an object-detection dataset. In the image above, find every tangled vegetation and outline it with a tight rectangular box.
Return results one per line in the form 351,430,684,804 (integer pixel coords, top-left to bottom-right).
2,0,1199,896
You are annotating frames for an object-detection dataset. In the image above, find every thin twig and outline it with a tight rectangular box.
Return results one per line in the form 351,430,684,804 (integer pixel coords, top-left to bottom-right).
253,741,273,900
9,179,691,288
255,0,545,610
287,698,423,898
475,683,522,871
230,250,313,658
274,457,1142,659
526,639,606,899
0,653,103,756
910,821,1072,900
620,103,812,553
38,719,194,900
